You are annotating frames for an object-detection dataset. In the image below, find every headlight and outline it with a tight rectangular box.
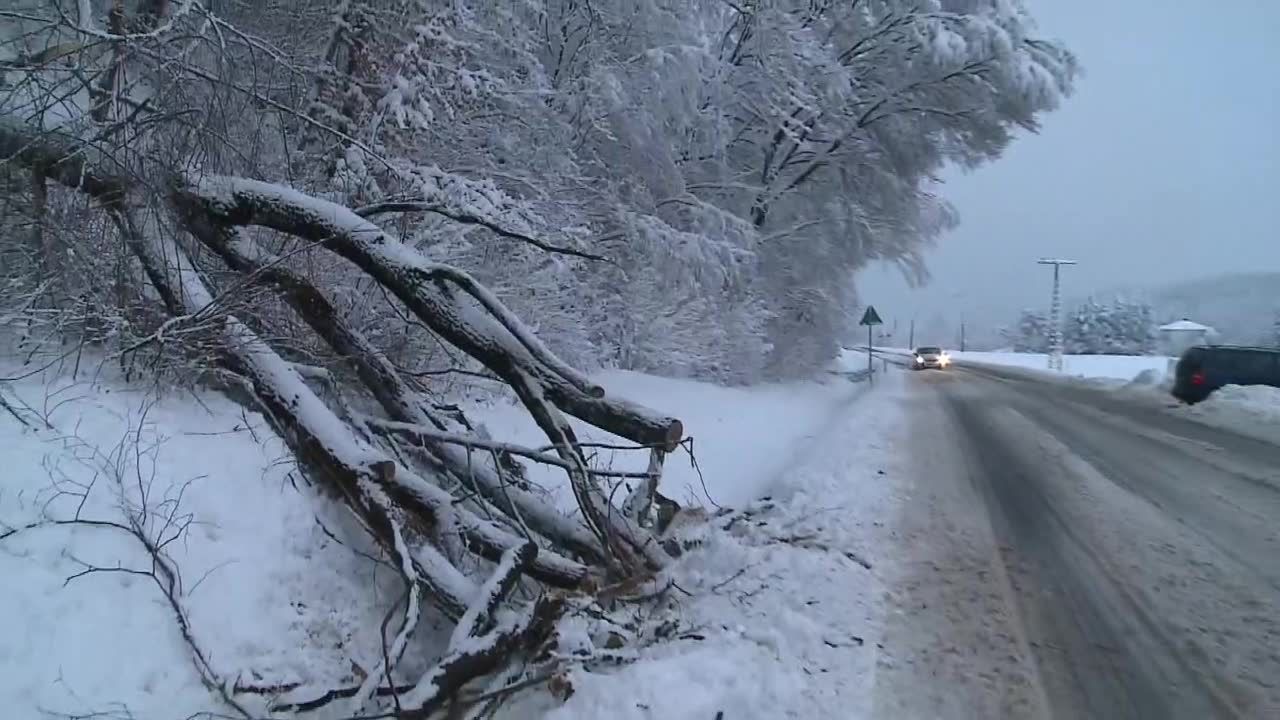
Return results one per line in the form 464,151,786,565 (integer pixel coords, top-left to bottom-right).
915,356,923,363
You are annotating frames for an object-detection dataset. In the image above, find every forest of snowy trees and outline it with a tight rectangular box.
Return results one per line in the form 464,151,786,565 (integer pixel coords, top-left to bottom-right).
1,1,1076,716
1007,299,1159,356
1007,308,1051,352
2,0,1077,383
1062,298,1157,355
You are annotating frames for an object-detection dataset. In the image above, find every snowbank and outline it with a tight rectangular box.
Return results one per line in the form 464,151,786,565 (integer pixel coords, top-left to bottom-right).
502,371,908,720
0,360,402,719
470,365,871,510
952,351,1174,382
2,354,895,719
1176,384,1280,438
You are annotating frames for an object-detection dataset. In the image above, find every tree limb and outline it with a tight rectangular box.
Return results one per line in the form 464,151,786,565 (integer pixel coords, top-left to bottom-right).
172,175,681,449
354,198,609,263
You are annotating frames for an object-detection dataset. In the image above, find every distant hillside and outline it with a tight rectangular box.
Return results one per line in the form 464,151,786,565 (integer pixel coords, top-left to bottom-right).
1091,273,1279,345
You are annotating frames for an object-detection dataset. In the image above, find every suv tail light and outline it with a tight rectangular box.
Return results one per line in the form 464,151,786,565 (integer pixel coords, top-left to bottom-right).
1190,371,1206,386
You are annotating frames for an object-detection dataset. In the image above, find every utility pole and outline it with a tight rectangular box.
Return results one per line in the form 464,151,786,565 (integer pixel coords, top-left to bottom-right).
908,317,915,348
1037,258,1077,372
960,321,966,352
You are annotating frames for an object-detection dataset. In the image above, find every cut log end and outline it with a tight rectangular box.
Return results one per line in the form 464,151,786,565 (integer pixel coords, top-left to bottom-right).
663,420,684,452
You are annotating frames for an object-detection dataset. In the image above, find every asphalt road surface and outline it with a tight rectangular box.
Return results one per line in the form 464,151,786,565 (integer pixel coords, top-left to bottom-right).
873,363,1280,720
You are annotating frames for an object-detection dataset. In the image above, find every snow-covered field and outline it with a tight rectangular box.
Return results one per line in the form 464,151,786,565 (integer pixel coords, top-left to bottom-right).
951,350,1175,382
503,371,908,719
471,358,873,512
867,346,1175,383
0,360,394,719
0,353,902,719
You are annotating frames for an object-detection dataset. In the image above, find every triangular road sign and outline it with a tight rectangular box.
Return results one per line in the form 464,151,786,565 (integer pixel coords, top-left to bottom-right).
859,305,884,326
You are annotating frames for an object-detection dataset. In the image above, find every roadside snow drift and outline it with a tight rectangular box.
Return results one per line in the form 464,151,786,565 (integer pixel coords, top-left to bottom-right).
470,362,873,510
499,371,908,720
1176,384,1280,440
0,361,400,719
2,355,899,719
951,351,1174,382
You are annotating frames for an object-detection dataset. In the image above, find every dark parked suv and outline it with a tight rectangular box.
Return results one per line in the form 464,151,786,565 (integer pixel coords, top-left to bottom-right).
1171,345,1280,404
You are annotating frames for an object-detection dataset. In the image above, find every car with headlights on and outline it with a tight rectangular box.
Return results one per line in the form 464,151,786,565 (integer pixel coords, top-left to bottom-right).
912,346,951,370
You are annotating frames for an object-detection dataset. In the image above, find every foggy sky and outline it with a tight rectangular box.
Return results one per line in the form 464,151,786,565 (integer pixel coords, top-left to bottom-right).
857,0,1280,343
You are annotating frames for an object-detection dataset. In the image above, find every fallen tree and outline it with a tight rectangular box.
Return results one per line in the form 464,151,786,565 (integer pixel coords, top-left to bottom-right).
170,177,673,573
0,109,683,715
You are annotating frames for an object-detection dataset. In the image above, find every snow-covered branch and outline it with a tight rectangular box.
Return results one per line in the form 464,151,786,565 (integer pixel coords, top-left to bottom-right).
398,594,564,718
364,417,659,482
174,174,682,450
355,198,609,262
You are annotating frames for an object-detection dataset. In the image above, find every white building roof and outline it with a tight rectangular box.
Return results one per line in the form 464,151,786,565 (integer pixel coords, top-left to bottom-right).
1158,319,1212,332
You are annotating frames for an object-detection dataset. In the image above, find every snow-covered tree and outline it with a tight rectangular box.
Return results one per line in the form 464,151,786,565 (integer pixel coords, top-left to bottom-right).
705,0,1077,376
1113,299,1158,355
1,1,1077,382
1064,298,1156,355
1009,309,1051,353
1,6,684,714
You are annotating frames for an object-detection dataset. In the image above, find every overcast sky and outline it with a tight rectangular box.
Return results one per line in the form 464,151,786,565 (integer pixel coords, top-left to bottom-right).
858,0,1280,340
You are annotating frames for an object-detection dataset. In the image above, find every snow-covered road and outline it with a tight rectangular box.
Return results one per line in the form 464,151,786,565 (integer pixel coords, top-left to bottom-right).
876,364,1280,719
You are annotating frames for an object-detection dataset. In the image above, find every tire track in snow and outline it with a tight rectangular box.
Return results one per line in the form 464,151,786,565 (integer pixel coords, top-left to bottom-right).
938,371,1278,718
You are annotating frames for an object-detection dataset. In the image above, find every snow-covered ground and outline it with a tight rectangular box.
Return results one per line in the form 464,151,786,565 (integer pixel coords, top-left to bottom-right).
951,350,1175,382
866,346,1175,383
1,353,905,719
470,361,872,512
1182,384,1280,427
0,359,395,719
502,371,908,719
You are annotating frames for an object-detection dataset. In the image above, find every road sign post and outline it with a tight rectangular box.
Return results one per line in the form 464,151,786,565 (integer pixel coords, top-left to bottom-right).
859,305,884,383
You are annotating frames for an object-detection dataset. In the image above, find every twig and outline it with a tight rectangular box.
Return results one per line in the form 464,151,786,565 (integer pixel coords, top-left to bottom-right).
364,417,659,481
1,417,253,718
0,386,33,428
353,199,609,263
678,437,720,510
767,534,873,570
710,566,750,592
271,682,415,713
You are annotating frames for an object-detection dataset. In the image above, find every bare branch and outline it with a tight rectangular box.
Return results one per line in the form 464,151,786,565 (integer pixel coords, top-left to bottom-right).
354,199,609,263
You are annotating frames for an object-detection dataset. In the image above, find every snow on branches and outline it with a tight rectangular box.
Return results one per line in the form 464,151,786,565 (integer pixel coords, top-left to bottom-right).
1,0,1077,711
0,110,674,717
